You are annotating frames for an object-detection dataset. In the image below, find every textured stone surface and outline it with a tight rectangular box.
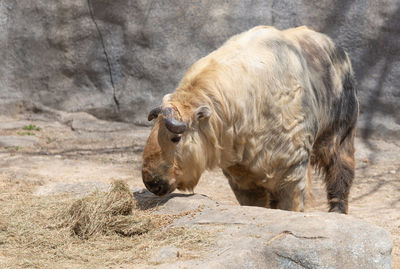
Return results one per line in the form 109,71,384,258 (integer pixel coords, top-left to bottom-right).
0,135,39,147
0,1,399,137
0,120,32,130
70,117,133,132
149,192,393,269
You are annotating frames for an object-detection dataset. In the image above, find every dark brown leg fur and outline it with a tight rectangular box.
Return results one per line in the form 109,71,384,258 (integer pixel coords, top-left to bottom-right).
311,127,356,214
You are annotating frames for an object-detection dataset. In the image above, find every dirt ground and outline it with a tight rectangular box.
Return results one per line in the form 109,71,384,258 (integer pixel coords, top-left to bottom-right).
0,111,399,267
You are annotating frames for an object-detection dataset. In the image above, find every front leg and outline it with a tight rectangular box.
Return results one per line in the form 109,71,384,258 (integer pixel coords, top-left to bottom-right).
274,162,308,212
223,169,270,207
276,180,306,212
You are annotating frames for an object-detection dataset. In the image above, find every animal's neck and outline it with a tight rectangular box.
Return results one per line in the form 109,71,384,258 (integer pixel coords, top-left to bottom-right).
203,99,252,170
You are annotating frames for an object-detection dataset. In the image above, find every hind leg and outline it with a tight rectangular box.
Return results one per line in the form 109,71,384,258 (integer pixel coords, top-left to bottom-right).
326,138,355,213
312,128,356,214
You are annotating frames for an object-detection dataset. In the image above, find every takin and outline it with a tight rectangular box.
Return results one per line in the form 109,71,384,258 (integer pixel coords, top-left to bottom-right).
141,26,359,214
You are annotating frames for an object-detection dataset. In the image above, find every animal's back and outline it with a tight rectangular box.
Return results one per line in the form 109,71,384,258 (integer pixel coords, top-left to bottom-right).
219,25,358,141
181,26,318,129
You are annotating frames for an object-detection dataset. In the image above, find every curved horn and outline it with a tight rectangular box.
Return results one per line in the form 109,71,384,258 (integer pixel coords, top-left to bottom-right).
148,106,162,121
162,107,187,134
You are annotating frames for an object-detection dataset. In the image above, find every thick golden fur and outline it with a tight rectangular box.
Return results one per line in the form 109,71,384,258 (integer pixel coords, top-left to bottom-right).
142,26,359,213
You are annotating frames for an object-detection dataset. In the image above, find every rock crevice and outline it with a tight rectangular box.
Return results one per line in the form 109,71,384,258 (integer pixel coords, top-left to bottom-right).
86,0,120,113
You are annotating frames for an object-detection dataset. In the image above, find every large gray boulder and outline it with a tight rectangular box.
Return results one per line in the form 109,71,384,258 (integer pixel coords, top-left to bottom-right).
0,1,399,138
136,191,393,269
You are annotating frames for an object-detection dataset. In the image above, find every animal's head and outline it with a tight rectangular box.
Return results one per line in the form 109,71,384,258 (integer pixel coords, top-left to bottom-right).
142,94,213,196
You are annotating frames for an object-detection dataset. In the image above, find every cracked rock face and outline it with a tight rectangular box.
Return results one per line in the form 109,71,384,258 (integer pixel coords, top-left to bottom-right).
134,190,393,269
0,1,399,137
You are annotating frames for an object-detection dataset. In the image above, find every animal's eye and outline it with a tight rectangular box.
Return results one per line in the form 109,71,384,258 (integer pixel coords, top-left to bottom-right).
171,136,181,143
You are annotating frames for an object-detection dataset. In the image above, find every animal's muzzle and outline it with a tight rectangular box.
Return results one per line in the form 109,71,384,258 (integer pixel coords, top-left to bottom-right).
144,180,171,196
142,171,171,196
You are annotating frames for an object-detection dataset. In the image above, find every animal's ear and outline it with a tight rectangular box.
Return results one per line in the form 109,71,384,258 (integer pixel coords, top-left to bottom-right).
195,105,211,120
162,94,172,105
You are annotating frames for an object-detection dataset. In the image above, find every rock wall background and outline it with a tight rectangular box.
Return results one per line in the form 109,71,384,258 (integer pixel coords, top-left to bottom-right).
0,0,399,138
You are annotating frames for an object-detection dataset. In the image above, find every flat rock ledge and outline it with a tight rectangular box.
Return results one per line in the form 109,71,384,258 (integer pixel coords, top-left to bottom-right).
134,190,393,269
0,135,39,147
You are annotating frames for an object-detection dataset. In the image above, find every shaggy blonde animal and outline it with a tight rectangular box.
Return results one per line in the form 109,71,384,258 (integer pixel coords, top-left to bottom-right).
142,26,358,213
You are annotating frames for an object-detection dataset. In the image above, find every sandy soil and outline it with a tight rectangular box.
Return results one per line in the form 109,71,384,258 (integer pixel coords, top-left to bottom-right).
0,112,398,267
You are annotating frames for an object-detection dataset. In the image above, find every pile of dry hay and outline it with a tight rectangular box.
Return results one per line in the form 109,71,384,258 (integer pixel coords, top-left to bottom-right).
0,179,213,268
62,180,151,238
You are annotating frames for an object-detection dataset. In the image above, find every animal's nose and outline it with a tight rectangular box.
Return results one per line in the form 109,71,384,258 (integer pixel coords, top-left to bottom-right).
144,179,171,196
142,171,171,196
